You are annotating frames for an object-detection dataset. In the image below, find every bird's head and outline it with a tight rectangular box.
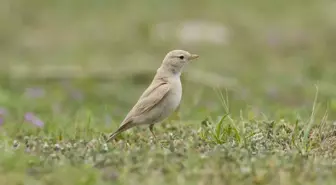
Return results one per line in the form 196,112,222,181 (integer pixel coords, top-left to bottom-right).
159,50,199,76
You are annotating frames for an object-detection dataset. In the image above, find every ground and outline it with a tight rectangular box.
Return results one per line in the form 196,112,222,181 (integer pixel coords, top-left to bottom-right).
1,0,336,184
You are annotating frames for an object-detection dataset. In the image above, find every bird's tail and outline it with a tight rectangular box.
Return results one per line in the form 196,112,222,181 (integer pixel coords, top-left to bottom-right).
106,122,133,142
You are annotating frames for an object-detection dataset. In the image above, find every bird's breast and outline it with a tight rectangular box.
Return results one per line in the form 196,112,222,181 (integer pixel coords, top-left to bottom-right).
166,78,182,110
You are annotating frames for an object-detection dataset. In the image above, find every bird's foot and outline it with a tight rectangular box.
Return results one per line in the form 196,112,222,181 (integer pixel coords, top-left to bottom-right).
149,124,157,141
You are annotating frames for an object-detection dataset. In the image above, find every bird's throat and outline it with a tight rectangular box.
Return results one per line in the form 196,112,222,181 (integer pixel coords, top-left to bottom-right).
157,65,182,77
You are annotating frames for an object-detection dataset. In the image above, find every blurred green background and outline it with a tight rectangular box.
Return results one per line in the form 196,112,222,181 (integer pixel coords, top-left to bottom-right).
1,0,336,184
2,0,336,115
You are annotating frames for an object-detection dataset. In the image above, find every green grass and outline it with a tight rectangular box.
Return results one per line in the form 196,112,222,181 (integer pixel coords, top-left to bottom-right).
1,0,336,184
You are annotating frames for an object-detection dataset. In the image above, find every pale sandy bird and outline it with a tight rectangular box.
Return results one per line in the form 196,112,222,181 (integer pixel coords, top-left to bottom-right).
106,50,199,142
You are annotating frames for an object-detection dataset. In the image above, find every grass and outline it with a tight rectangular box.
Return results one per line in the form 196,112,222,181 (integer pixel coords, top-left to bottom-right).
1,0,336,184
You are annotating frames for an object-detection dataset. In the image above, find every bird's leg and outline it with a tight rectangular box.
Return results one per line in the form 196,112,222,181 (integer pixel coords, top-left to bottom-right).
149,124,157,140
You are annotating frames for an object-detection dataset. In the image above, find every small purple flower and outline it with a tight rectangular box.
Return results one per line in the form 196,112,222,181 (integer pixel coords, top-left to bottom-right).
0,108,7,115
24,112,44,127
0,107,7,126
266,30,282,48
60,81,84,101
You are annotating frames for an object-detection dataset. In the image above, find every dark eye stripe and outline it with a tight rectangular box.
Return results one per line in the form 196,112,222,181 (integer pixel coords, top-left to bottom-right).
179,56,184,59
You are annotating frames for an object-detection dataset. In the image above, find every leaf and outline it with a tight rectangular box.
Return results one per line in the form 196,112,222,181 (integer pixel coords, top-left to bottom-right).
214,113,229,143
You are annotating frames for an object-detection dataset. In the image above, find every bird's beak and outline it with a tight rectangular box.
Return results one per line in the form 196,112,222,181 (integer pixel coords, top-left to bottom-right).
190,54,199,60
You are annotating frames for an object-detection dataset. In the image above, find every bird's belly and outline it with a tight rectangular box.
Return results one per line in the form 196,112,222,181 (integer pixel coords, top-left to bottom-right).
146,90,181,125
156,85,182,122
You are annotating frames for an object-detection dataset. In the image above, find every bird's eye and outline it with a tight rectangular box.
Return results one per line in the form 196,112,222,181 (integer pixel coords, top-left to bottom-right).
179,56,184,59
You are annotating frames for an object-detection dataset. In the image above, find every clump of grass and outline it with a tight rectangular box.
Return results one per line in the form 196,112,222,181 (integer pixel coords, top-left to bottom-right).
199,86,334,157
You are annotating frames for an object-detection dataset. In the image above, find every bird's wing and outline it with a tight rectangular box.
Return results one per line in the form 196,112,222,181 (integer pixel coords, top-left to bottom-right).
121,81,170,125
137,77,167,100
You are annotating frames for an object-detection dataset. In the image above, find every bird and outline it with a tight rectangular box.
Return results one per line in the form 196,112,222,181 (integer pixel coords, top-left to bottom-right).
106,50,199,142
